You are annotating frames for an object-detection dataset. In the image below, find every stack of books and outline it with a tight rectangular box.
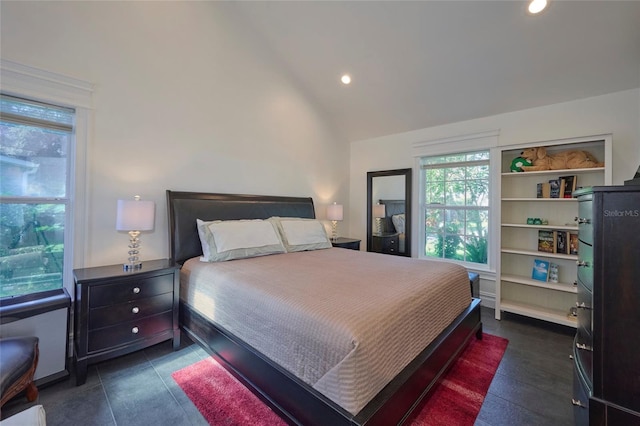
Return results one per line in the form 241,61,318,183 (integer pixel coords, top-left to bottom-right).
538,229,578,255
536,175,577,199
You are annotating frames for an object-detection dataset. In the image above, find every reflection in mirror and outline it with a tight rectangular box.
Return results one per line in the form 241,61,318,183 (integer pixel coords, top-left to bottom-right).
367,169,412,257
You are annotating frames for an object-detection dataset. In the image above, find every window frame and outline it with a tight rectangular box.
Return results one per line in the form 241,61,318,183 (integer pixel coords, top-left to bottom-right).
412,130,499,273
0,59,93,300
420,151,490,266
1,94,75,299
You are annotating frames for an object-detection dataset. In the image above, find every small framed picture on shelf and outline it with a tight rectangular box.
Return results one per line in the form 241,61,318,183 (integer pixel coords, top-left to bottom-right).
532,259,551,282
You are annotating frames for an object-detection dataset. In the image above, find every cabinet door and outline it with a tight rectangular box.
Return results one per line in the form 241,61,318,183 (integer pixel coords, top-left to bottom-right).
594,191,640,412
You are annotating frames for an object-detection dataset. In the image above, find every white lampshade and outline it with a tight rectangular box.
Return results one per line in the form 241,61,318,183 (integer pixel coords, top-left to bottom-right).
327,203,343,221
116,197,155,231
373,203,386,218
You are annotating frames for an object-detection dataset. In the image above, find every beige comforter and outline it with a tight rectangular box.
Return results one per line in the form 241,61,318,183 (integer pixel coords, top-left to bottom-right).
180,248,471,415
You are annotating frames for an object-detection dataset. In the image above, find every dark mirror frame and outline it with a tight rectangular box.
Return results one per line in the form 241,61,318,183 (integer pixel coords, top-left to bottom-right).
366,168,412,257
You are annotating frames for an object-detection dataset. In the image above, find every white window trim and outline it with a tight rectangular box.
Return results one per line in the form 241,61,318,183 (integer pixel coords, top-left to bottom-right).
1,59,93,296
412,130,499,274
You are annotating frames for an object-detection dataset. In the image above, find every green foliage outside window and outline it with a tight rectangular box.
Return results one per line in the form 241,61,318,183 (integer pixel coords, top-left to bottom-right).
1,94,72,298
422,151,489,265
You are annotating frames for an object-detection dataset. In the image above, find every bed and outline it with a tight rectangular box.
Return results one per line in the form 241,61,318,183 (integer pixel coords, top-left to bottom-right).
167,190,482,425
378,199,406,254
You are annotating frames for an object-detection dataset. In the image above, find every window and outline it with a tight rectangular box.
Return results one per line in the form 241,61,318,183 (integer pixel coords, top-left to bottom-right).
0,94,74,298
420,150,490,265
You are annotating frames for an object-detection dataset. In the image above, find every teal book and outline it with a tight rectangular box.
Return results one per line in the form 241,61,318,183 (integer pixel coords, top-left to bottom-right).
532,259,550,282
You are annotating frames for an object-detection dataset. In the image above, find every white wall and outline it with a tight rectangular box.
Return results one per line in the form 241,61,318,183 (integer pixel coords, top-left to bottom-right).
1,2,349,269
350,88,640,302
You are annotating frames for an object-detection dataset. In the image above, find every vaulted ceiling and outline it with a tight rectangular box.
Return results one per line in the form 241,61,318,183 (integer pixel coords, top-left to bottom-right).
226,1,640,142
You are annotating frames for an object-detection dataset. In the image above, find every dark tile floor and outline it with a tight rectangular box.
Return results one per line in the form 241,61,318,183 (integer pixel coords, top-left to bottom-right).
1,307,575,425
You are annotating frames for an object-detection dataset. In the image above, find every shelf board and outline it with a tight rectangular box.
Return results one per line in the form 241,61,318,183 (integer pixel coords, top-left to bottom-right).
501,274,577,293
501,197,576,202
501,167,605,177
502,223,579,231
501,247,578,260
500,300,578,328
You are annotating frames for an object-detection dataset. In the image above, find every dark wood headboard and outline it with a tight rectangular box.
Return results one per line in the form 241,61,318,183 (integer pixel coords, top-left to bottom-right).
379,199,405,234
166,191,316,265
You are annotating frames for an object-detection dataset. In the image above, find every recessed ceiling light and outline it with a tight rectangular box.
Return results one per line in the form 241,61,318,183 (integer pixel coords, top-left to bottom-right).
528,0,548,14
341,74,351,85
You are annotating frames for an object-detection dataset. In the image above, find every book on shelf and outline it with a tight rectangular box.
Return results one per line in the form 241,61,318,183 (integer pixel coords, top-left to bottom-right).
555,230,568,254
532,259,551,282
569,233,579,255
548,178,565,198
537,182,551,198
549,263,559,283
560,175,577,198
538,230,556,253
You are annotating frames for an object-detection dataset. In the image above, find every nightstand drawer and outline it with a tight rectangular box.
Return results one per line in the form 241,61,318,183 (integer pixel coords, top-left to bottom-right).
372,233,399,254
89,273,174,308
88,310,173,353
385,237,399,253
89,292,174,329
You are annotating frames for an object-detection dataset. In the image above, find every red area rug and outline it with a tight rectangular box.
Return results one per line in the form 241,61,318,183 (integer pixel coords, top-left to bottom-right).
172,333,508,425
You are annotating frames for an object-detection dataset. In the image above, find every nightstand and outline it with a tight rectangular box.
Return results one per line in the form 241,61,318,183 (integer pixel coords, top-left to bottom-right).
371,233,399,254
73,259,180,385
331,237,361,251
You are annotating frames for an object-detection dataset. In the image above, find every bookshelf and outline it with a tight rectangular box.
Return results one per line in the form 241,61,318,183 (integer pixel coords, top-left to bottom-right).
496,135,612,327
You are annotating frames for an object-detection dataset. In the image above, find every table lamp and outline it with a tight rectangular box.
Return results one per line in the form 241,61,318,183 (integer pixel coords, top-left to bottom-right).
116,195,155,270
327,202,343,242
373,203,386,234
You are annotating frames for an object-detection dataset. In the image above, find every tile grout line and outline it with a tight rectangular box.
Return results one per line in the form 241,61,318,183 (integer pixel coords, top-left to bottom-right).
144,345,204,425
96,367,118,426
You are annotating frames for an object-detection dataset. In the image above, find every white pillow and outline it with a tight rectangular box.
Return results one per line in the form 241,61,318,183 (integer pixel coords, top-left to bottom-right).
269,217,332,252
196,219,213,260
201,219,285,262
392,213,405,234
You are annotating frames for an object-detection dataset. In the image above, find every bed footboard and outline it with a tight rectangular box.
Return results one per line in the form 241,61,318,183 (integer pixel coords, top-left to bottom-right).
180,298,482,426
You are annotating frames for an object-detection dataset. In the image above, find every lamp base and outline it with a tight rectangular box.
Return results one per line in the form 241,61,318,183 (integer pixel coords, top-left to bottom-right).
123,261,142,271
331,220,339,242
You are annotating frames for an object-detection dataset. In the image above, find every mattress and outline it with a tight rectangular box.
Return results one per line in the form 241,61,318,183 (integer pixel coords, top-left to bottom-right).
180,248,471,415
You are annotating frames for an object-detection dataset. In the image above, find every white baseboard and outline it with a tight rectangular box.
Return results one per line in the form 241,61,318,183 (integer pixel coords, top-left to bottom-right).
478,291,495,309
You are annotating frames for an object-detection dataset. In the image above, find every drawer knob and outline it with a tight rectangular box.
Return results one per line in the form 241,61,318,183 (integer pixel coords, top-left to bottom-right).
571,398,586,408
576,260,589,267
132,306,140,314
133,287,141,294
132,327,139,334
574,217,591,224
576,342,593,352
575,302,591,310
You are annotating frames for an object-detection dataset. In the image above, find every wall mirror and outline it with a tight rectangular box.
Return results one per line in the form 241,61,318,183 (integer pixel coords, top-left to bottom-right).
367,168,412,257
